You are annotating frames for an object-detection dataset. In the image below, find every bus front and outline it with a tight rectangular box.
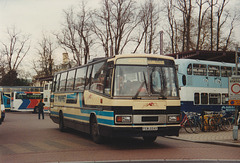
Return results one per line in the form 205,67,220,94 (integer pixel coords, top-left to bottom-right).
110,55,181,141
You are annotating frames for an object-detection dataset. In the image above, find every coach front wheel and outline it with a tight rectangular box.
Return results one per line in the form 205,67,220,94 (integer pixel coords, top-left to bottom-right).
143,136,157,143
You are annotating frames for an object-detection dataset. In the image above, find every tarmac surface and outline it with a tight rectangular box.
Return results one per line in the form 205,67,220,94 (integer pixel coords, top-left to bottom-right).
167,128,240,147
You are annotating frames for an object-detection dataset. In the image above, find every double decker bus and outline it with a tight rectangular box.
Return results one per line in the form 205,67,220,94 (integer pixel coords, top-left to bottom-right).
50,54,180,143
11,91,43,111
175,59,240,113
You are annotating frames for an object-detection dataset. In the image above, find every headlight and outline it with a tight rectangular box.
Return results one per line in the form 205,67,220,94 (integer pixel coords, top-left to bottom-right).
115,115,132,124
168,115,180,123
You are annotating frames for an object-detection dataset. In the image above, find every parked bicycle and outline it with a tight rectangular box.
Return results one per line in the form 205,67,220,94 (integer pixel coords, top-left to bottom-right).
208,111,231,132
180,111,194,133
188,112,202,134
226,112,240,129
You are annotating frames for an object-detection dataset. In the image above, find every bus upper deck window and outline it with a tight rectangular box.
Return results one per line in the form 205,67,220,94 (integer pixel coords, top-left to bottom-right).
208,65,220,76
221,66,232,77
187,64,192,75
193,64,207,76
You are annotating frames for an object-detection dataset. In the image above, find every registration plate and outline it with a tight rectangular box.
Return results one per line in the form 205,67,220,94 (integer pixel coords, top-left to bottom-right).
142,127,158,131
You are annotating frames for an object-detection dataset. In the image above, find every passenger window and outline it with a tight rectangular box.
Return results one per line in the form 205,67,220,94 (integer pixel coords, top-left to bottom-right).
194,93,199,105
75,67,87,91
208,65,220,76
104,62,114,96
187,64,192,75
201,93,208,104
85,65,93,89
193,64,207,76
66,70,76,91
59,72,67,92
233,67,240,75
90,61,106,93
221,66,232,77
55,74,61,92
222,94,229,104
209,93,221,104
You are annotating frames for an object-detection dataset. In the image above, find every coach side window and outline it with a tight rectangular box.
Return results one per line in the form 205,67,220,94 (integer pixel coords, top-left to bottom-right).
66,69,76,91
85,65,93,89
55,74,61,92
104,61,114,96
90,61,106,93
187,64,192,75
59,72,67,92
75,67,87,91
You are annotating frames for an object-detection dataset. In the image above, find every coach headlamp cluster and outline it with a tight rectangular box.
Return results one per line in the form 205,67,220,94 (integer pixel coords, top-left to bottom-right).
168,115,180,123
115,115,132,124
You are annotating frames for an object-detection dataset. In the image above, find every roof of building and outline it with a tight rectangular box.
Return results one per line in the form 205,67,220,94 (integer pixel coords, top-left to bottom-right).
166,50,236,63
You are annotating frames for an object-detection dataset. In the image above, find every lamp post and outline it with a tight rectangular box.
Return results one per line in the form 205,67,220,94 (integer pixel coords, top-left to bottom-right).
159,31,163,55
233,46,240,140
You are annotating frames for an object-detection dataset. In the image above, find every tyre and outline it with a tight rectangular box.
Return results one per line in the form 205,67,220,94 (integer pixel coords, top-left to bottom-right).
184,119,193,133
90,116,103,144
143,136,157,143
222,119,231,131
209,118,218,132
191,120,201,134
59,112,65,132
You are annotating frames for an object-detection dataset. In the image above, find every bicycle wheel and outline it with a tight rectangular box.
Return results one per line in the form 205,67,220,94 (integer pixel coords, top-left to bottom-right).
222,118,231,131
191,120,201,133
209,118,218,132
184,119,193,133
227,117,234,129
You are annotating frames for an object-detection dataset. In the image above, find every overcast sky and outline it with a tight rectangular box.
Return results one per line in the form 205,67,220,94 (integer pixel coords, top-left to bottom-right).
0,0,240,76
0,0,101,75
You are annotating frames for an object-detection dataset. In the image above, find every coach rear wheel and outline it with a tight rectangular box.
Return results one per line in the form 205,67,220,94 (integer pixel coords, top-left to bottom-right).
59,112,65,132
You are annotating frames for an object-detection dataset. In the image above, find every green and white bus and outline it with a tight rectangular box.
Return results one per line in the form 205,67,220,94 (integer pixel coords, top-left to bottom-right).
50,54,181,143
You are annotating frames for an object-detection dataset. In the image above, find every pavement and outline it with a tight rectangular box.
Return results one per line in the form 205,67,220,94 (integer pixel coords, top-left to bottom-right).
167,128,240,147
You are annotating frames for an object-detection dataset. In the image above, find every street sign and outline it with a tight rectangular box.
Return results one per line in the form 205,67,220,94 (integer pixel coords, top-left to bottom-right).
229,75,240,105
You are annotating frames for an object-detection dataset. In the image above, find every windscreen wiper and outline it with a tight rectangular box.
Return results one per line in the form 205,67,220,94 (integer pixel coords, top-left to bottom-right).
133,72,148,99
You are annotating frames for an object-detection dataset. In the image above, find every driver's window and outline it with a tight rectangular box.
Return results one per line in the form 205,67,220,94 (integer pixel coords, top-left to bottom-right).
152,71,162,93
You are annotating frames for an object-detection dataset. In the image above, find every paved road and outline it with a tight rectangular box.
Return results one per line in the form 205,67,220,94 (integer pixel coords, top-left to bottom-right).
0,112,239,163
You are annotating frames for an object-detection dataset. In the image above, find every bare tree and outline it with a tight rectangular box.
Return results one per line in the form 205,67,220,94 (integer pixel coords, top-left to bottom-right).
165,0,177,53
75,2,93,64
216,0,229,51
56,2,93,66
175,0,193,52
196,0,210,50
92,0,137,56
34,34,56,77
133,0,160,54
0,26,30,72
